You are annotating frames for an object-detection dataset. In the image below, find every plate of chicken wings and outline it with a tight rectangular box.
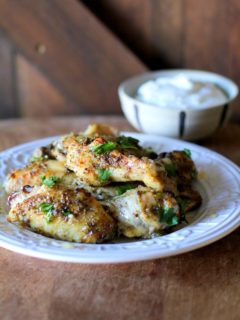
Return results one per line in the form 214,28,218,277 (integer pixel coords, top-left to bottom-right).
0,123,239,263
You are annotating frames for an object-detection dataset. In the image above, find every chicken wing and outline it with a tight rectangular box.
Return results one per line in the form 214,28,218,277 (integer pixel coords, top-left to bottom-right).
106,186,180,238
8,185,116,243
158,150,197,186
61,134,177,193
5,159,76,194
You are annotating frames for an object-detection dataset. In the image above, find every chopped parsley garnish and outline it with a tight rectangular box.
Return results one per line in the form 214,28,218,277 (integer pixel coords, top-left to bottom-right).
39,202,54,223
116,183,136,195
116,136,139,150
90,135,157,159
183,148,191,158
31,155,49,162
63,209,71,217
41,176,59,187
143,147,158,159
164,163,176,177
97,168,111,183
191,168,198,179
177,198,188,223
92,141,116,155
159,207,179,226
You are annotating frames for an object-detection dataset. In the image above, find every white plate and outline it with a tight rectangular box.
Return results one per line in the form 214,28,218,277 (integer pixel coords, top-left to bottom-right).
0,133,240,263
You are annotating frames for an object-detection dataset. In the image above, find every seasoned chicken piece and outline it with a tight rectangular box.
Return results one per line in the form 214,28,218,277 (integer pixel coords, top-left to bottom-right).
158,150,197,186
8,185,116,243
5,155,140,202
106,186,180,238
178,187,202,212
75,183,135,201
84,123,118,137
31,124,118,163
62,134,177,193
4,159,75,194
31,136,68,162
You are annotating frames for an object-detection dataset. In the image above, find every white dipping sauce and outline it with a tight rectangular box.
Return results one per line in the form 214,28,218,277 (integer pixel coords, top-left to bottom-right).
136,74,227,109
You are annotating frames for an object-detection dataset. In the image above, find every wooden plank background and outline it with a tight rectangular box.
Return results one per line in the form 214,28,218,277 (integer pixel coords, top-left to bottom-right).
0,0,239,119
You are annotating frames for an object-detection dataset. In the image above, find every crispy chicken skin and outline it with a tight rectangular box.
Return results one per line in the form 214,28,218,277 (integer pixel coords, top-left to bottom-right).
106,186,180,238
158,150,197,186
62,134,177,193
31,137,68,162
84,123,118,137
31,124,118,162
5,157,138,201
8,185,116,243
178,187,202,212
5,160,73,194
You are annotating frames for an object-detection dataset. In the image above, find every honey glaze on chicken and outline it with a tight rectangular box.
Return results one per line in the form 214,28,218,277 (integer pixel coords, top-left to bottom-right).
5,123,202,243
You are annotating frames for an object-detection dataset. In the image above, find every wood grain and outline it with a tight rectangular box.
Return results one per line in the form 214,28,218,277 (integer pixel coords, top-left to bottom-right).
151,0,184,68
0,0,146,115
0,33,18,118
16,54,80,117
0,0,240,119
183,0,240,120
184,0,230,72
84,0,185,68
84,0,240,119
83,0,153,66
0,116,239,320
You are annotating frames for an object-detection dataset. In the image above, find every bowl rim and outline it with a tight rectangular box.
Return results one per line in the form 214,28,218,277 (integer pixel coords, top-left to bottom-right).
118,69,239,111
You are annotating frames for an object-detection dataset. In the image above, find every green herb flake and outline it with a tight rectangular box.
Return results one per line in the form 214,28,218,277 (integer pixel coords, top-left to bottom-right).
97,168,111,183
31,155,49,162
159,207,179,227
183,148,191,158
39,202,54,223
116,136,139,150
116,183,136,195
63,209,71,217
164,163,176,177
143,147,158,159
177,197,188,223
41,176,59,187
191,168,198,179
91,141,116,155
45,211,53,223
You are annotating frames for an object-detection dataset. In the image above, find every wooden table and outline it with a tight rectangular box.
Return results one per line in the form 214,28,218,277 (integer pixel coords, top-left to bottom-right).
0,116,239,320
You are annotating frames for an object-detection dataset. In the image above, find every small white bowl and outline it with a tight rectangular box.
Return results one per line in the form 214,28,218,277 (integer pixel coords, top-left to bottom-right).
118,69,239,140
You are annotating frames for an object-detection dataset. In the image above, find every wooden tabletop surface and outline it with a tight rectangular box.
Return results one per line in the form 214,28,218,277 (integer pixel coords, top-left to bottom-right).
0,116,239,320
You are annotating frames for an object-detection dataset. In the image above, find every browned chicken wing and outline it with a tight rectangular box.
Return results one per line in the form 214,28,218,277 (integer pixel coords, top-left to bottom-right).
8,185,116,243
106,186,180,238
62,133,177,194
